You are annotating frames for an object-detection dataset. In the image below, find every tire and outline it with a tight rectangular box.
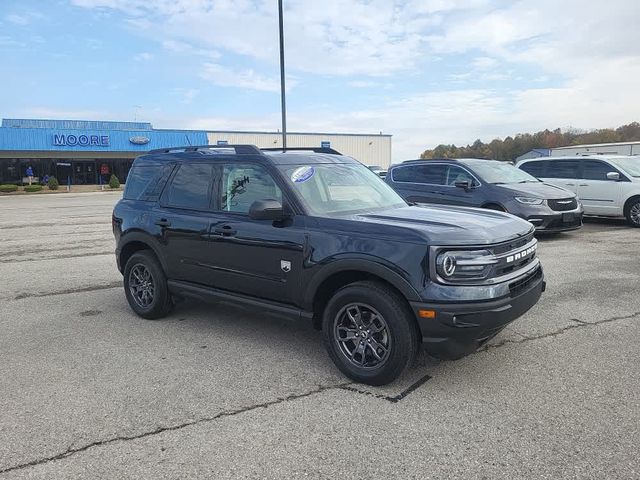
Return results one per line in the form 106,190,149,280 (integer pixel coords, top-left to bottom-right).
625,198,640,227
123,250,173,319
322,281,418,386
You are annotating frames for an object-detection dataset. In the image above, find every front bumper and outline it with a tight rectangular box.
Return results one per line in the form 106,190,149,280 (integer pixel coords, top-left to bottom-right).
527,209,583,232
410,265,545,359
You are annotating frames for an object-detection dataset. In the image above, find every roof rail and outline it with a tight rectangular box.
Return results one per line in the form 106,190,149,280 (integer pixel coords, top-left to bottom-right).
148,144,262,155
261,147,342,155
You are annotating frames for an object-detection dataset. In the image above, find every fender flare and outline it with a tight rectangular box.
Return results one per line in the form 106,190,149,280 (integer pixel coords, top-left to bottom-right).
302,257,422,310
117,230,167,273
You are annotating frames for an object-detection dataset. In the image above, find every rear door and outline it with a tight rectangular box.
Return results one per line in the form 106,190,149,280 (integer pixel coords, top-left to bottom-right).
388,164,448,204
577,160,624,215
201,162,306,305
155,162,218,286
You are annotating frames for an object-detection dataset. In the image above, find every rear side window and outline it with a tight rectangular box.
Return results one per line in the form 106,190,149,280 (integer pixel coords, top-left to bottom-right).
547,160,580,179
391,164,447,185
520,160,547,177
164,163,213,210
390,166,414,182
582,160,616,180
124,164,173,201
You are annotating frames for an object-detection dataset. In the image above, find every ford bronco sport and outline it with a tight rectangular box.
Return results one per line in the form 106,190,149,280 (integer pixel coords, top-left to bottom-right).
113,145,545,385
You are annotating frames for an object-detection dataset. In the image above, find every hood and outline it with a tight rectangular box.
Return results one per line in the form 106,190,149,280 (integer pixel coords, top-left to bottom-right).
495,181,575,199
351,204,533,246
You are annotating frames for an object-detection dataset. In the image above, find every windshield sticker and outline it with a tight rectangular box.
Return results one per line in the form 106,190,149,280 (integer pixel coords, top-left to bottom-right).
291,166,315,183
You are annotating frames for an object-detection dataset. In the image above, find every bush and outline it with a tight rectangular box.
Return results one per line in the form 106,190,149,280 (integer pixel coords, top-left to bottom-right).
47,177,60,190
24,184,43,193
0,184,18,193
109,174,121,189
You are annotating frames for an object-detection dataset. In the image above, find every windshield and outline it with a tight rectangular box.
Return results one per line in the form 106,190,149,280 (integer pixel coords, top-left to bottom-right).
462,159,540,184
278,163,406,216
609,157,640,177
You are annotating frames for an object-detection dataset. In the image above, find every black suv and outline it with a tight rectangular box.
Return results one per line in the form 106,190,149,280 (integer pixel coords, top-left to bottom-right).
386,159,583,232
113,145,545,385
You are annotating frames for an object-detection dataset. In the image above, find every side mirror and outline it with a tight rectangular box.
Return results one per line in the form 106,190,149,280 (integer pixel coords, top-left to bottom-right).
454,180,473,191
249,199,285,221
606,172,620,181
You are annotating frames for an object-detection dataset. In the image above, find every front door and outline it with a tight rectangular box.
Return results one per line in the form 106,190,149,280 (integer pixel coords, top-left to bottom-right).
576,160,624,215
203,162,306,305
433,164,480,207
72,161,96,184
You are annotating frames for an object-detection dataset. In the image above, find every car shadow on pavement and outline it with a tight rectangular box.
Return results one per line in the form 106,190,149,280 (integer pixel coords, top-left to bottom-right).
162,298,442,400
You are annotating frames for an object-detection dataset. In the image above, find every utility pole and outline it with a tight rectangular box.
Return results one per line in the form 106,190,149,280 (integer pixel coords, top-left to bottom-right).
278,0,287,148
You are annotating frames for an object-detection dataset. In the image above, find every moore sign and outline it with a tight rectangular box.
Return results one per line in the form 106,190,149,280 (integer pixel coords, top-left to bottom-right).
53,134,110,147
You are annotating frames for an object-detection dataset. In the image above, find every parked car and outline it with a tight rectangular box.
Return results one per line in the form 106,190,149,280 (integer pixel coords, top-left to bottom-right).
367,165,387,178
113,145,545,385
385,158,583,233
517,155,640,227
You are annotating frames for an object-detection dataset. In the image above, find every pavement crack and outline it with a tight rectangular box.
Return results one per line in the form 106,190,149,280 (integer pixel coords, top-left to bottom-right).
0,382,350,475
13,282,123,300
480,311,640,352
339,374,431,403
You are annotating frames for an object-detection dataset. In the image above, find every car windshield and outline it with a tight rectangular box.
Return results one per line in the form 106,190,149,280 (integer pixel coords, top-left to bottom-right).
278,162,406,216
609,157,640,177
462,159,540,184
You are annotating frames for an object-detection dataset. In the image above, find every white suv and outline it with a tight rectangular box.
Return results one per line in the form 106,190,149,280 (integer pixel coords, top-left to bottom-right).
517,155,640,227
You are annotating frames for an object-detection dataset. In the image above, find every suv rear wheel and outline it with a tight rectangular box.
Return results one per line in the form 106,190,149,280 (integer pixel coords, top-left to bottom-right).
322,281,418,385
123,250,173,319
626,197,640,227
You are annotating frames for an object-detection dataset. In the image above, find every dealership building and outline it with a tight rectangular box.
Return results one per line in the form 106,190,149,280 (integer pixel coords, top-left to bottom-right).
0,118,391,185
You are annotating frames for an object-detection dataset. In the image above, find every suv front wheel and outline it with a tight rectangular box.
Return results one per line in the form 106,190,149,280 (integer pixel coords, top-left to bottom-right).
322,281,418,386
123,250,173,319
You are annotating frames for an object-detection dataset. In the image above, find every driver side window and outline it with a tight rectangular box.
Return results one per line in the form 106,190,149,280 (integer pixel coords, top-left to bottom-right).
220,164,282,213
446,166,476,186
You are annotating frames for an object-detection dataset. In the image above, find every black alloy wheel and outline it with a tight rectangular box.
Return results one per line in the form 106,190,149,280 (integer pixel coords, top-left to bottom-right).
334,303,391,369
322,281,418,386
128,264,155,308
123,250,173,319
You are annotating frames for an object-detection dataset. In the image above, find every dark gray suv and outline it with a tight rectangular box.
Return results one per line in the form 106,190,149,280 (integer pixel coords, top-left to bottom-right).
386,158,583,233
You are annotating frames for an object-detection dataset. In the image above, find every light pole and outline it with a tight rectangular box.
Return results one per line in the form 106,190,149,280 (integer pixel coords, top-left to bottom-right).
278,0,287,148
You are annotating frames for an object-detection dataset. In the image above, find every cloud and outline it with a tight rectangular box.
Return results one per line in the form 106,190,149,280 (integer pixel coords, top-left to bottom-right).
63,0,640,161
5,14,30,25
172,88,200,104
133,52,153,61
199,63,288,93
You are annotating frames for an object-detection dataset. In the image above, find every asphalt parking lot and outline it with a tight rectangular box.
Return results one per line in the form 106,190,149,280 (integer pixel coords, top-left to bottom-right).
0,192,638,479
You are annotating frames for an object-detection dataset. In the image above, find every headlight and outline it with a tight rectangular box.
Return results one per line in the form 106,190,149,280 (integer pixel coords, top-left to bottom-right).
514,196,544,205
436,249,497,282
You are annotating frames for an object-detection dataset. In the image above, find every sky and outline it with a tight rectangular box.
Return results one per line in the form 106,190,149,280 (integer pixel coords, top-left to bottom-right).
0,0,639,160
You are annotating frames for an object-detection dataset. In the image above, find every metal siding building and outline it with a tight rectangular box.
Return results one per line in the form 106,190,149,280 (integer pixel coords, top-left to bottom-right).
550,141,640,156
0,118,392,184
207,131,392,168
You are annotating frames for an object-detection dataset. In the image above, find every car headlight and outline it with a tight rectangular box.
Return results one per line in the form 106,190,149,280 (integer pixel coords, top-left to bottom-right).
514,196,544,205
436,249,497,282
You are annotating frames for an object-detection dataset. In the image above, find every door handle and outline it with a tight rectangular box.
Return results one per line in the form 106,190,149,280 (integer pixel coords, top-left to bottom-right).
579,184,588,187
565,183,575,186
213,224,237,237
154,218,171,227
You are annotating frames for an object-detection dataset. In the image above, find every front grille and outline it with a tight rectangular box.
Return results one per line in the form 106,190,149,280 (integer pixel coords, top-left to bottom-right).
509,266,542,297
548,198,577,211
491,232,534,255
